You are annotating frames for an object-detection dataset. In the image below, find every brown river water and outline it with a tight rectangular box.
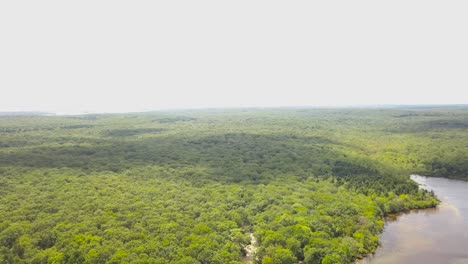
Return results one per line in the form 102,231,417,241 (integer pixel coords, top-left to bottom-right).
360,175,468,264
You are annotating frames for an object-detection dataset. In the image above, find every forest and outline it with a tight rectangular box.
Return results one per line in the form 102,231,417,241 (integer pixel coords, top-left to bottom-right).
1,106,467,264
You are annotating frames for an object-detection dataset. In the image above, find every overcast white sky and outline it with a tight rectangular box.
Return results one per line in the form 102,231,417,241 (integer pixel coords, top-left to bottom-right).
1,1,467,113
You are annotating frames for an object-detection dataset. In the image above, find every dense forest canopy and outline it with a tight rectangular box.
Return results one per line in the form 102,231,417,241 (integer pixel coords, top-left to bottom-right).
1,106,467,264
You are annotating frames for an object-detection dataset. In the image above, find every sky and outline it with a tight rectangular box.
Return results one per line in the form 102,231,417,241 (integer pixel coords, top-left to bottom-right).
1,0,467,114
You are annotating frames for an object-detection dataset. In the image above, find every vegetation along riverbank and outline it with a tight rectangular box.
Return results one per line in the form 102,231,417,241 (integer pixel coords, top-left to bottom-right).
1,106,466,263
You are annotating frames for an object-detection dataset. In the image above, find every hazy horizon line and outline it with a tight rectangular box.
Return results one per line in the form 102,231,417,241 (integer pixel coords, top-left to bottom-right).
2,103,468,116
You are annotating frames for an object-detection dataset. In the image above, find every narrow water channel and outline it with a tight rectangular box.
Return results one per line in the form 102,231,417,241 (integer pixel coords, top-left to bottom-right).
360,175,468,264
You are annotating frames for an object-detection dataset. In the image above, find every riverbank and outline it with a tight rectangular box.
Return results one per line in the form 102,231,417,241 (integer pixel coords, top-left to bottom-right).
359,175,468,264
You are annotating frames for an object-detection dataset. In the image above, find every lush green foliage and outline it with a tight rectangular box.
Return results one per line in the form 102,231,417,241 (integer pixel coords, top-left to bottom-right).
1,106,466,263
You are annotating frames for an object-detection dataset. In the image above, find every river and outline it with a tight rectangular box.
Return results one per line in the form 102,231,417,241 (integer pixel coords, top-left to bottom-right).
360,175,468,264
